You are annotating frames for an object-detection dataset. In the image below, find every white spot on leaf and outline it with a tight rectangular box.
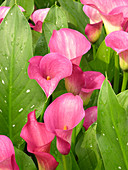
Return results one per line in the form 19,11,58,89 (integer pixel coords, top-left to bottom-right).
26,89,30,93
2,80,5,84
31,105,35,109
19,108,23,112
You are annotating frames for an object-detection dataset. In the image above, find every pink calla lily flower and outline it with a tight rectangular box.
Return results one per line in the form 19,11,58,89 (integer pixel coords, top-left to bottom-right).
0,6,25,24
0,135,19,170
83,106,97,130
105,30,128,71
44,93,85,155
83,5,102,23
83,5,103,43
65,64,105,105
49,28,91,66
81,0,128,34
30,8,50,33
85,21,103,43
20,111,58,170
28,53,72,98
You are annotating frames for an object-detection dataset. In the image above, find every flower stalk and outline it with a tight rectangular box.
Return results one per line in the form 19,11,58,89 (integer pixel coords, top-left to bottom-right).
121,71,128,92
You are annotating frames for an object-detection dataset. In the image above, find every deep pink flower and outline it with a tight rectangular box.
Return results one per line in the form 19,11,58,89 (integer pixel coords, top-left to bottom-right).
30,8,50,33
81,0,128,34
83,5,103,43
83,106,97,130
0,6,25,24
20,111,58,170
0,135,19,170
105,30,128,71
28,53,72,98
65,64,105,105
44,93,85,155
49,28,91,66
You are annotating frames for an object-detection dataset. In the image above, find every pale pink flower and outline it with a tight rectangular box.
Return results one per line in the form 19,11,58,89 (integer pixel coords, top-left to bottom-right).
49,28,91,65
81,0,128,34
105,30,128,71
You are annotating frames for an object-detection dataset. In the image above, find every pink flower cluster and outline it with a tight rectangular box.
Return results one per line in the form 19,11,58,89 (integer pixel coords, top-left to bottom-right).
0,4,106,170
23,16,105,168
81,0,128,43
80,0,128,71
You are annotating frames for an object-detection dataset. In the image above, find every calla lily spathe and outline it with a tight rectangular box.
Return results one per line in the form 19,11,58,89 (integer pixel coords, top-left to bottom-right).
83,106,97,130
30,8,50,33
0,135,19,170
83,5,103,43
81,0,128,34
105,30,128,71
28,53,72,98
49,28,91,65
20,111,58,170
65,64,105,105
44,93,85,155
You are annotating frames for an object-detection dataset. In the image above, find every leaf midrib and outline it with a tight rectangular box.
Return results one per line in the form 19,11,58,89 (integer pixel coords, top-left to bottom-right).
8,8,16,139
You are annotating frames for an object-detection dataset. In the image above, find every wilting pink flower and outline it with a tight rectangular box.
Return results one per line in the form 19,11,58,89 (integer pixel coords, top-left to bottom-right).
28,53,72,98
83,5,103,43
83,106,97,130
20,111,58,170
30,8,50,33
49,28,91,66
105,30,128,71
44,93,85,155
65,64,105,105
81,0,128,34
0,135,19,170
0,6,25,24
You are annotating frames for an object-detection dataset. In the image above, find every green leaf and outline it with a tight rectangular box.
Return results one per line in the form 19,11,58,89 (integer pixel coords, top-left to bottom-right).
0,0,4,5
15,147,37,170
16,0,34,17
32,30,41,53
60,6,77,28
3,0,34,17
34,0,56,8
52,79,67,101
43,5,68,45
58,0,89,34
33,31,48,56
50,137,79,170
89,40,115,81
117,90,128,110
75,124,104,170
97,79,128,169
0,5,46,147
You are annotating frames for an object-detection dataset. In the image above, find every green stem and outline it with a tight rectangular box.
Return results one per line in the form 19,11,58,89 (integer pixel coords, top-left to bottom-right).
62,155,67,170
92,44,96,60
114,53,120,94
71,127,76,155
39,97,50,122
121,71,128,92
